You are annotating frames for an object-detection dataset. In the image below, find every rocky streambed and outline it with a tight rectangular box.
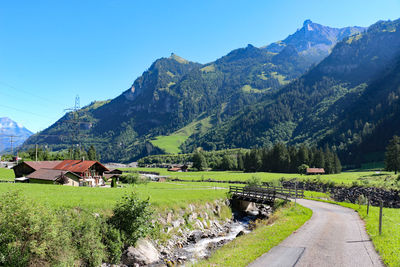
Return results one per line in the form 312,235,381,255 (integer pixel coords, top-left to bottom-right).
120,201,272,266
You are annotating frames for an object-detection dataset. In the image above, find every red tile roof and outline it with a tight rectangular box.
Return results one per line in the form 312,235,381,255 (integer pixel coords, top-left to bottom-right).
54,160,108,173
306,168,325,174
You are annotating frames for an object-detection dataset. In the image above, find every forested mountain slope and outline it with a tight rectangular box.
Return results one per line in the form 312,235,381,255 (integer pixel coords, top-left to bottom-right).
23,20,366,162
186,19,400,165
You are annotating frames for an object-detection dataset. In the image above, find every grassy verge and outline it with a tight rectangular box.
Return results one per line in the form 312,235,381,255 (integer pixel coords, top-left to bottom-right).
0,168,15,181
195,202,312,267
306,197,400,266
0,182,228,213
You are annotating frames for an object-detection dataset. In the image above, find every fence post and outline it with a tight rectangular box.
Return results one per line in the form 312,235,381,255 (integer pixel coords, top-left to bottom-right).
379,200,383,235
295,182,297,207
367,197,370,215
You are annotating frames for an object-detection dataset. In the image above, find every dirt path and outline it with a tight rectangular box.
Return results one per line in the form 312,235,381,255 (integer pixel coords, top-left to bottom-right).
248,199,383,267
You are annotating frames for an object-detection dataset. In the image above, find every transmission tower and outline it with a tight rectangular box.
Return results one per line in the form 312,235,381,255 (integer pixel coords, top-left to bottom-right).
63,95,81,145
63,95,90,159
0,133,19,156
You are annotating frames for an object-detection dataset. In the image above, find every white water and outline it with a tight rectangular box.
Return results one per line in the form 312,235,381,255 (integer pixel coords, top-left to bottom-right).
182,217,252,265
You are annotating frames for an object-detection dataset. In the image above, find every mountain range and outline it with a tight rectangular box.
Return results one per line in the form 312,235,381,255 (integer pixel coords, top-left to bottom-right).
23,19,400,165
0,117,33,153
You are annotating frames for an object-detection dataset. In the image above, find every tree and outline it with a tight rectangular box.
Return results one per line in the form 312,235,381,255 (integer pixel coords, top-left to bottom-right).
220,154,234,170
237,152,244,171
192,150,207,171
313,149,325,168
298,164,309,175
88,145,97,161
385,135,400,174
334,154,342,174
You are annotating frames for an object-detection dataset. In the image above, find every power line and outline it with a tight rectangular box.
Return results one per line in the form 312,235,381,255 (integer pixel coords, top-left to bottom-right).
0,103,60,120
0,80,66,106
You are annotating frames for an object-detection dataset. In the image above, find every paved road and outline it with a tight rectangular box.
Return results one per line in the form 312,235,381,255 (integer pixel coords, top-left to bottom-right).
248,199,384,267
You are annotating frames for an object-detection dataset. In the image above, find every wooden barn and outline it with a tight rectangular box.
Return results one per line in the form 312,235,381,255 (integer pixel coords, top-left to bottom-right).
306,168,325,175
12,161,62,178
27,168,81,186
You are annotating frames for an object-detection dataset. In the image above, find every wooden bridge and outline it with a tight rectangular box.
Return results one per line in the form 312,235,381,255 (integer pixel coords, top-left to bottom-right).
229,185,304,204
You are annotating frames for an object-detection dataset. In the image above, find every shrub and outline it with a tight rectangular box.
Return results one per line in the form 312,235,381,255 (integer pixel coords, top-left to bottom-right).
108,192,154,246
0,191,68,266
246,176,262,187
101,224,123,264
111,177,117,188
119,173,139,184
58,208,106,267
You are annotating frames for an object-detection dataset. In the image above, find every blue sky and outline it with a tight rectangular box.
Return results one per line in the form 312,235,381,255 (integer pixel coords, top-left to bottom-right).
0,0,399,133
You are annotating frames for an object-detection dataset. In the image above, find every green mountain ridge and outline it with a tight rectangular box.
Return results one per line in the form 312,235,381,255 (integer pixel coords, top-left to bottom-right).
186,19,400,165
22,20,372,163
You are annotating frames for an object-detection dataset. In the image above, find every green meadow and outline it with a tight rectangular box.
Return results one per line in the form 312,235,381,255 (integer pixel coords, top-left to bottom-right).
0,167,15,181
131,167,398,188
150,116,211,154
0,182,228,213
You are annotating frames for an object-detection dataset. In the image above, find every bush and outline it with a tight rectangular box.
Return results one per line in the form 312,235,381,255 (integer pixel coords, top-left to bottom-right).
108,192,154,246
0,190,155,265
0,191,68,266
58,208,106,267
119,173,139,184
101,224,123,264
246,176,262,187
111,177,117,188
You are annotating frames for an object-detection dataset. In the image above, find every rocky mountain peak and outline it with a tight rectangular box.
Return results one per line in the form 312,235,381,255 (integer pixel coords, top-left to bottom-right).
0,117,33,153
169,53,189,64
303,19,313,26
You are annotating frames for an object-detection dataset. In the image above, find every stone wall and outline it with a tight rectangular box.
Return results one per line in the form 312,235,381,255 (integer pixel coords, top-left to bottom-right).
281,180,400,208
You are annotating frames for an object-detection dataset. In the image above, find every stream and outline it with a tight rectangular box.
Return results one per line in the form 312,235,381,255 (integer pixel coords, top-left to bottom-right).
172,213,260,266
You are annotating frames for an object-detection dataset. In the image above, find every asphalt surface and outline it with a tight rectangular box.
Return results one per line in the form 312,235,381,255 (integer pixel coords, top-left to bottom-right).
248,199,384,267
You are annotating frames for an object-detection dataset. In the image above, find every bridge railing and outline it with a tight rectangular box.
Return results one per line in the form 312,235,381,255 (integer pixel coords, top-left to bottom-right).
229,185,304,201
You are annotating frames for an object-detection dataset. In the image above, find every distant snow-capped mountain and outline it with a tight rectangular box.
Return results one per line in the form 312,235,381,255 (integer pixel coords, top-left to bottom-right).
0,117,33,153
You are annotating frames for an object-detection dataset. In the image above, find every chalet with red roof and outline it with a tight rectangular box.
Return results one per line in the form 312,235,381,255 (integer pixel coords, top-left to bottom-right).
13,160,109,187
306,168,325,175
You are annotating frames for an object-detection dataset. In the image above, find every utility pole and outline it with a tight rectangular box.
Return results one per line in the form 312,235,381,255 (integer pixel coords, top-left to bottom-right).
35,144,38,161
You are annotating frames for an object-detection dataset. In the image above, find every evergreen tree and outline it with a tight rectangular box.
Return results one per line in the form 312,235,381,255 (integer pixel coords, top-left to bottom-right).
237,152,244,171
313,149,325,168
298,145,310,165
244,149,261,172
385,135,400,174
88,145,97,161
323,145,334,174
334,154,342,174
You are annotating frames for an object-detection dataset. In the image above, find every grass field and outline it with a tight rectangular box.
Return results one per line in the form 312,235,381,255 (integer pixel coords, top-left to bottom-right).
0,182,228,213
130,168,398,188
196,202,312,267
0,167,15,181
150,116,211,154
306,198,400,266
